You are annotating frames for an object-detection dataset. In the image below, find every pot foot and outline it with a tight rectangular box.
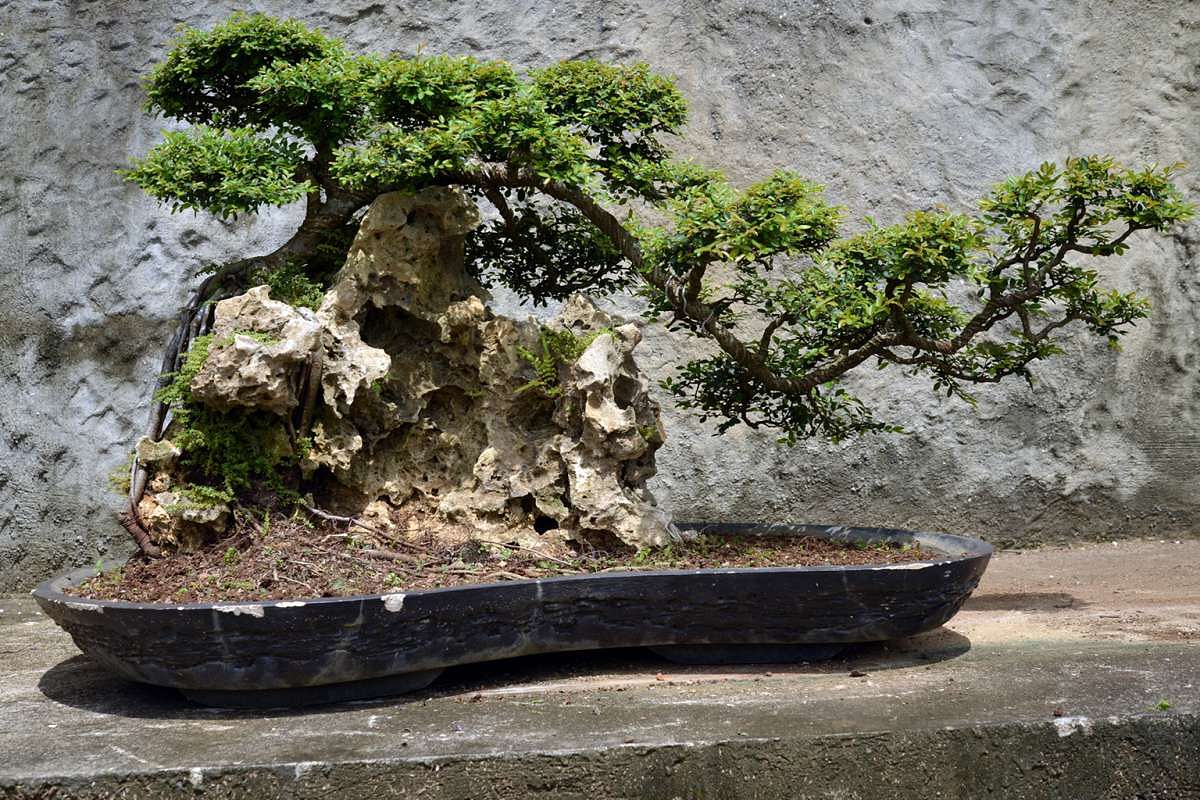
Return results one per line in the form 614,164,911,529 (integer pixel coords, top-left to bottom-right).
179,668,444,708
648,643,844,665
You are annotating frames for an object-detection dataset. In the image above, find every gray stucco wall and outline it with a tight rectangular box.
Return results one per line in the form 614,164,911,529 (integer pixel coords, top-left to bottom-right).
2,0,1198,590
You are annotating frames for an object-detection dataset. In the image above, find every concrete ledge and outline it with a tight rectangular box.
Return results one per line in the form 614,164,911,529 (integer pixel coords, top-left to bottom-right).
2,539,1198,799
4,712,1199,799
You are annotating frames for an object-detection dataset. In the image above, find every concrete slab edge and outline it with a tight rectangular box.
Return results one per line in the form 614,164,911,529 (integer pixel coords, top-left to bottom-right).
2,712,1198,799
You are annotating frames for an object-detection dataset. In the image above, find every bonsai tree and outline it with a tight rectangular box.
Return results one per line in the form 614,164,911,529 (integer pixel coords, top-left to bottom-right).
120,13,1192,562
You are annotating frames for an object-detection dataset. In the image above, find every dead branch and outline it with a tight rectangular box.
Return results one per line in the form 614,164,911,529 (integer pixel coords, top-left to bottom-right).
475,539,578,567
301,504,423,550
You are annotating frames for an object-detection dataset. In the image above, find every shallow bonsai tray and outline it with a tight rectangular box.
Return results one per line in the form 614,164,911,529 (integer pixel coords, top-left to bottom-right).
33,523,991,707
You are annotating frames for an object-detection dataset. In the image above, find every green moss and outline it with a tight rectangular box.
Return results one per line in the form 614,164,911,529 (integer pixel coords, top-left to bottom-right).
516,327,613,399
247,220,355,309
107,451,134,496
162,484,234,514
155,333,216,406
152,327,300,498
249,260,326,310
156,329,280,408
177,483,235,507
637,424,660,443
172,406,292,494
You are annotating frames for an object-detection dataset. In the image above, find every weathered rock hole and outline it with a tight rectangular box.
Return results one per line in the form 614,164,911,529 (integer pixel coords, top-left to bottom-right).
534,515,559,534
614,375,638,409
358,305,443,358
507,392,558,435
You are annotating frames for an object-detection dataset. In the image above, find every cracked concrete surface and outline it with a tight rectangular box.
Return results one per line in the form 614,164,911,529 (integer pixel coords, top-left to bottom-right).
1,540,1197,798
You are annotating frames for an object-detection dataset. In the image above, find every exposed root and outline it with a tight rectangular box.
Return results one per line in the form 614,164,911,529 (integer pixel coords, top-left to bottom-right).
119,503,161,558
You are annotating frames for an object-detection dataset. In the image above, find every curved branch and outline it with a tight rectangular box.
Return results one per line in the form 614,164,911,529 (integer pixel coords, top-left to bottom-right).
437,168,1150,415
428,166,898,395
491,173,899,394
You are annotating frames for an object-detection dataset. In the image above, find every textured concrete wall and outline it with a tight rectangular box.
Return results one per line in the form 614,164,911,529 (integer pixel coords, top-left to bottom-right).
2,0,1198,590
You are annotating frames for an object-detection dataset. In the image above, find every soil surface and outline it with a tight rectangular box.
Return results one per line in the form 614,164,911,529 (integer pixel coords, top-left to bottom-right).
68,510,930,603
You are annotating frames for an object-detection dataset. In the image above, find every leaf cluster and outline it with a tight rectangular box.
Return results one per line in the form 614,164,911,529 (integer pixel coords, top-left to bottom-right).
129,14,1194,444
248,260,327,310
127,14,693,298
661,157,1192,436
466,201,627,304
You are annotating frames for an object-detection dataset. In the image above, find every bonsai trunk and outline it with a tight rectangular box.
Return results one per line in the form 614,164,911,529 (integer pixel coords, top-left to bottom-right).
140,188,676,553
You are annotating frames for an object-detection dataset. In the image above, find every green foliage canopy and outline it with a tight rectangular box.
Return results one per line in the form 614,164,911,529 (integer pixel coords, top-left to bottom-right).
128,13,1195,444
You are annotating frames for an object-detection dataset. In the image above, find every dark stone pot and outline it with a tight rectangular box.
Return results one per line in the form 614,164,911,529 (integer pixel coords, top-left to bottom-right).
33,523,991,707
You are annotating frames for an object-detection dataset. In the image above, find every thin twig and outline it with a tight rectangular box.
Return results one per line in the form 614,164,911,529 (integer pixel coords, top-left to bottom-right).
475,539,578,567
333,550,417,575
358,547,421,564
301,505,422,550
482,570,532,582
276,574,317,594
234,507,264,536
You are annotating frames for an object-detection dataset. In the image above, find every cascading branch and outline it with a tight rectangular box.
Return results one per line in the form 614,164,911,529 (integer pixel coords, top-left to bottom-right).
124,13,1193,544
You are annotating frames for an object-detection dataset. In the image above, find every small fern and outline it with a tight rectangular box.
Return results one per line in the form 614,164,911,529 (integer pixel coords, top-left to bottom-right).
516,327,613,398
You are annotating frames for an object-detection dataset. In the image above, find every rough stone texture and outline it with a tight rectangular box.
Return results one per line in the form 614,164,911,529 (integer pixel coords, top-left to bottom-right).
133,436,178,467
189,286,323,415
306,188,670,547
2,1,1199,588
135,188,670,549
136,489,230,553
3,540,1199,798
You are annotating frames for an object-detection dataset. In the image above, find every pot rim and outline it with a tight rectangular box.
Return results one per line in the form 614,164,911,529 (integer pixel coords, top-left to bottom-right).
33,521,992,612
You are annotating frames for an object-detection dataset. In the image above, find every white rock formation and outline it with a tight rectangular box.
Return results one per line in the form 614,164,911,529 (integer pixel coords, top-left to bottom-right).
136,490,230,552
306,188,675,549
189,286,323,415
153,187,675,550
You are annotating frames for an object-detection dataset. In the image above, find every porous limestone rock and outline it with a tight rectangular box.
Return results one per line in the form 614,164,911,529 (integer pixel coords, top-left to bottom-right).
134,435,179,467
189,286,323,415
136,490,230,552
301,188,674,549
146,188,674,550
